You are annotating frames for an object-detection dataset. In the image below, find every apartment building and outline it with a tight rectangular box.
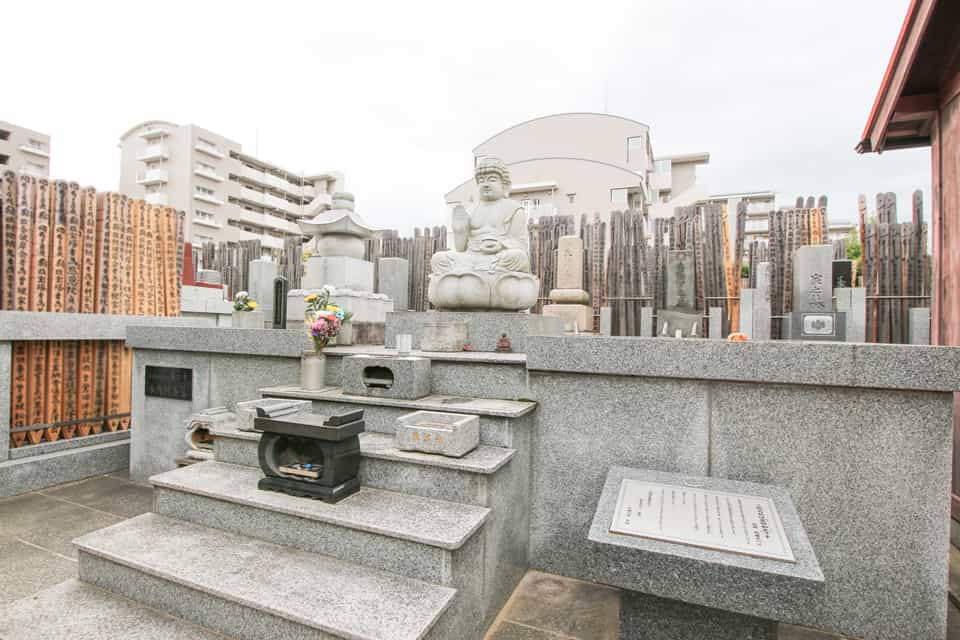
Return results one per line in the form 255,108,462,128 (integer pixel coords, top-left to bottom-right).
119,120,343,252
0,120,50,177
445,113,655,224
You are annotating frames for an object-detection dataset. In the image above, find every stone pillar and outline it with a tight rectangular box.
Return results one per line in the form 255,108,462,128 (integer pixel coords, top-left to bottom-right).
709,307,725,340
640,307,654,338
378,257,409,312
740,289,755,340
248,259,278,327
835,288,867,343
543,236,592,332
0,342,10,462
753,262,771,341
600,307,612,337
909,307,931,345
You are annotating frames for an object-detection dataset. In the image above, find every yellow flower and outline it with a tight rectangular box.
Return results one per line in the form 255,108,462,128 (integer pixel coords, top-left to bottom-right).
305,294,318,302
248,301,258,309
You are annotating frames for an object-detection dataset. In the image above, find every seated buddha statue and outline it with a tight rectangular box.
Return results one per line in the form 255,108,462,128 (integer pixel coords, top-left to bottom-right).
429,157,539,311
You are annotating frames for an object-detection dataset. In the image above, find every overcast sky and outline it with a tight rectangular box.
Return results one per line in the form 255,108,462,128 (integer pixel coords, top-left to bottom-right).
4,0,929,233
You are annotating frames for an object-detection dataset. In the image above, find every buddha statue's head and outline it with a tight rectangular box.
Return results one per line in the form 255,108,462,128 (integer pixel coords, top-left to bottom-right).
474,157,511,202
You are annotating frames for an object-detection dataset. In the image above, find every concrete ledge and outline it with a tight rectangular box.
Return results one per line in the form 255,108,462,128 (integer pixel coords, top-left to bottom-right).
0,311,205,342
588,466,823,623
526,335,960,392
386,311,563,353
8,430,129,460
325,344,527,365
126,326,311,356
0,440,129,497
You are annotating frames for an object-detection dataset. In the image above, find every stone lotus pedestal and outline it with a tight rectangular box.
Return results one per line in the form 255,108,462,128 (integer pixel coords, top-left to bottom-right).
428,270,539,311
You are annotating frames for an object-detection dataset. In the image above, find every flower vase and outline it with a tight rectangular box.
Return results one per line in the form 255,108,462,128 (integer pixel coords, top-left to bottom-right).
300,351,326,390
337,320,354,346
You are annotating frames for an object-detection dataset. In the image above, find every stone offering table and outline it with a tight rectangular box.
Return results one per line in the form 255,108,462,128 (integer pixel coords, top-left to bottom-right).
589,466,824,637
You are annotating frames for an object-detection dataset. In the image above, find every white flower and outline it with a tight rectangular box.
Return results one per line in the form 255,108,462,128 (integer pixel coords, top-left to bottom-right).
321,284,336,295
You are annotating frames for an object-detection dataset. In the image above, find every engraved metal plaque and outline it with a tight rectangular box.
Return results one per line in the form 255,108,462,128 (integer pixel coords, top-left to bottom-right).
145,366,193,401
610,478,796,562
801,313,836,336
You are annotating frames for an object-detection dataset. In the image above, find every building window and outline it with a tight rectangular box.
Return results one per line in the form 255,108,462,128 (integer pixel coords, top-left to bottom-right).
195,210,216,222
610,188,628,205
0,130,9,141
195,186,215,196
196,161,216,173
567,193,576,204
26,138,48,152
0,154,8,166
193,234,214,245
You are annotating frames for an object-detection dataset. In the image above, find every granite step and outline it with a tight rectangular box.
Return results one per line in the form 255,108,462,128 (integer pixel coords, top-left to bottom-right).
75,513,456,640
260,385,535,448
0,579,228,640
214,427,516,505
150,460,490,584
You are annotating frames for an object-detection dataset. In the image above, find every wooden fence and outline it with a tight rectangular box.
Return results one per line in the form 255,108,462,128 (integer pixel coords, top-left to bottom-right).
1,172,183,449
365,227,447,311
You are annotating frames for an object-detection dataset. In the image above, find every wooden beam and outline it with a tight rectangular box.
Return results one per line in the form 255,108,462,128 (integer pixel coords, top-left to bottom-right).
894,92,939,117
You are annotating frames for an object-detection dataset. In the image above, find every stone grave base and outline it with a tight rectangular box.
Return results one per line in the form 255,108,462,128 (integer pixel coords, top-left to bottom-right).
385,311,563,353
620,592,776,640
542,304,592,332
657,309,703,338
302,255,374,291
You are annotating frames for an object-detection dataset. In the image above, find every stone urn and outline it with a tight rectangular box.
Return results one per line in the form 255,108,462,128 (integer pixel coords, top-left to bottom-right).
232,310,264,329
300,351,326,390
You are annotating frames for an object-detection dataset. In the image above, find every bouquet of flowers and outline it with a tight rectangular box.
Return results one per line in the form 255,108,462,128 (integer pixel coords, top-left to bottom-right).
304,286,352,353
233,291,258,312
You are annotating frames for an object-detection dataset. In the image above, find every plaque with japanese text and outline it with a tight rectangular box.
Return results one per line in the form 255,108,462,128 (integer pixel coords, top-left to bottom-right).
610,478,795,563
145,366,193,401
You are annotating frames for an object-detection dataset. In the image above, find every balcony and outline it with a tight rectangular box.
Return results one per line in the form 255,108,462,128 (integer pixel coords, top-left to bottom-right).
241,164,311,198
145,193,168,206
19,144,49,158
649,172,672,191
235,207,300,234
194,166,225,182
19,164,46,177
138,144,169,162
139,127,167,140
194,192,224,206
137,168,168,185
194,142,224,159
193,215,222,229
266,192,302,216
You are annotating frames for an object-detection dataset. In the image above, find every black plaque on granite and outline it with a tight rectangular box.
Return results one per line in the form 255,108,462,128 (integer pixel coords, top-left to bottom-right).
144,366,193,401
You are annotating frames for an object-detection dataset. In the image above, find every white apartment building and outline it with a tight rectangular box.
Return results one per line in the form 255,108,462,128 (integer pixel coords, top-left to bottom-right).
0,120,50,177
445,113,655,224
119,120,343,253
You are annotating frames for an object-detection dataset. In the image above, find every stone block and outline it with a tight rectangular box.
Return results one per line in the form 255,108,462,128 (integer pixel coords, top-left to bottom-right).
835,287,866,343
0,441,129,498
657,309,702,338
739,289,755,340
287,288,393,325
196,269,221,285
230,310,264,329
548,288,590,304
753,262,772,341
909,307,931,345
341,355,431,400
233,398,311,432
542,304,592,332
397,411,480,458
640,306,653,337
378,257,409,311
421,321,468,351
302,255,374,292
600,307,612,336
556,236,585,290
588,466,823,622
385,311,563,353
708,307,724,339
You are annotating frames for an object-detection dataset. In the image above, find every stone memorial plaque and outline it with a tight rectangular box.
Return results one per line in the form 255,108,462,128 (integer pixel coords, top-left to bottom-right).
666,251,695,311
145,366,192,401
609,478,795,562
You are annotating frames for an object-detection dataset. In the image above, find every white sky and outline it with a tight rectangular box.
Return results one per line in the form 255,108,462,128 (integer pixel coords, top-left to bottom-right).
3,0,930,233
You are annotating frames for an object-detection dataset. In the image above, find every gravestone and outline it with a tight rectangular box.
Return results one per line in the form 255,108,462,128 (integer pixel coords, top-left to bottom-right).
739,289,755,340
832,260,854,289
248,259,278,327
709,307,725,340
658,250,700,338
789,245,843,342
835,287,866,343
909,307,931,345
753,262,771,341
543,236,592,331
600,307,612,337
377,257,409,312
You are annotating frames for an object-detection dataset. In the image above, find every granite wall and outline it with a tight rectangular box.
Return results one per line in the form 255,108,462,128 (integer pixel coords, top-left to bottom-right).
525,336,960,640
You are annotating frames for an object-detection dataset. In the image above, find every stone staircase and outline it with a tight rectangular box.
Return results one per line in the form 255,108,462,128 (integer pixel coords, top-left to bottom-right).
0,348,535,640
